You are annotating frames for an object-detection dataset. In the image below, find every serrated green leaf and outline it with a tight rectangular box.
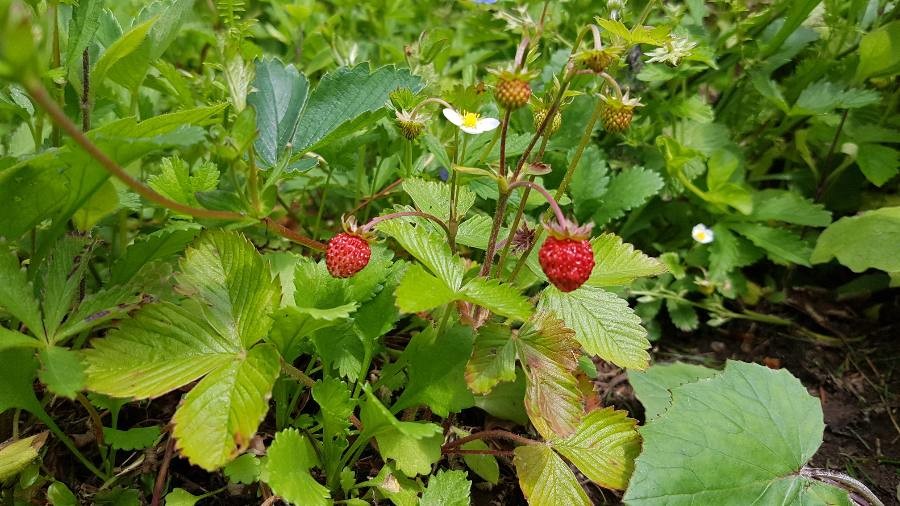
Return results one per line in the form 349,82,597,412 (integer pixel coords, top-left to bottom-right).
624,361,850,505
550,407,641,490
587,233,666,287
0,163,68,243
513,445,590,506
178,231,280,349
454,215,494,250
172,343,280,471
292,65,423,153
628,362,719,419
102,426,161,451
402,178,475,222
249,58,309,167
666,298,699,331
539,286,650,370
109,223,202,284
393,326,474,417
856,144,899,187
516,314,584,438
394,263,456,313
592,167,664,225
0,248,43,338
708,224,764,280
0,327,40,351
420,470,471,506
265,428,330,506
92,16,155,89
312,377,354,439
790,80,880,116
361,390,444,477
38,347,86,399
163,489,200,506
224,453,261,485
856,20,900,81
749,190,832,226
811,206,900,274
729,222,812,266
39,236,91,339
0,432,46,481
459,277,533,321
465,324,517,395
377,218,463,290
147,157,219,211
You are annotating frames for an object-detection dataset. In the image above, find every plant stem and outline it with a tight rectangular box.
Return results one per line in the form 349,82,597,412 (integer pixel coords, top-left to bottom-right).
50,1,62,147
801,468,884,506
441,429,537,451
25,77,326,250
508,180,567,226
281,359,316,388
247,147,261,214
361,211,451,238
554,95,605,200
44,413,107,480
498,109,512,177
75,393,105,448
81,49,91,131
150,436,176,506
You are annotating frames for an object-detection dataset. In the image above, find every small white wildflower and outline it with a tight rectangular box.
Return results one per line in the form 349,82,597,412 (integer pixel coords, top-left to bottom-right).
442,108,500,135
645,34,697,66
692,223,714,244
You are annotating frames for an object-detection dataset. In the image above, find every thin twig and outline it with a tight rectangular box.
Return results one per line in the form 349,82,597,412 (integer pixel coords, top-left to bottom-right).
150,435,176,506
441,429,537,451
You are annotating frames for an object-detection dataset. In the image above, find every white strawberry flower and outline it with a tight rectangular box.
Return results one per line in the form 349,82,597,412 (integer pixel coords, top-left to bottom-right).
692,223,714,244
442,108,500,135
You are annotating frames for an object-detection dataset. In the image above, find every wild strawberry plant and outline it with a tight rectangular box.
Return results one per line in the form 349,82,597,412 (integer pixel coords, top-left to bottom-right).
0,0,894,505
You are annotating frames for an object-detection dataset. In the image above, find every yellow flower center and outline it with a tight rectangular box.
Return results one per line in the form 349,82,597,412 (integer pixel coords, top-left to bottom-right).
462,111,480,129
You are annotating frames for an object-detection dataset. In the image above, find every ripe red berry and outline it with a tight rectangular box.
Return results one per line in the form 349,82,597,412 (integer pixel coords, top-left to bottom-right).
326,233,371,278
539,236,595,292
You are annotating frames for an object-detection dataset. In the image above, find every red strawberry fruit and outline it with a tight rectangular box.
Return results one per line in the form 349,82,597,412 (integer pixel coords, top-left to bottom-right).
326,232,371,278
538,219,595,292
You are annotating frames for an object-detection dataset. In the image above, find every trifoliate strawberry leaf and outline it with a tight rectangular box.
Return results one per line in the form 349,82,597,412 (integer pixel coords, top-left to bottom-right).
403,178,476,222
459,277,533,322
0,247,44,338
249,58,310,167
0,432,46,481
591,167,664,225
516,314,584,439
586,233,666,287
623,361,851,505
38,236,92,339
377,218,464,291
420,470,472,506
748,190,832,227
147,157,219,211
361,389,444,477
83,232,282,470
38,347,86,399
292,65,423,154
789,80,879,116
514,445,591,506
539,286,650,370
102,425,161,451
628,362,719,420
549,407,641,490
455,215,494,250
811,207,900,274
393,326,474,417
177,231,280,349
264,428,330,506
395,263,457,313
465,324,518,395
171,343,281,470
108,222,201,285
665,298,699,332
728,222,812,267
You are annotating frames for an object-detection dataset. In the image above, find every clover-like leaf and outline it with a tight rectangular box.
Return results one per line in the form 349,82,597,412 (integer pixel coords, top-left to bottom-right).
514,445,590,506
623,361,851,505
539,286,650,370
83,231,282,470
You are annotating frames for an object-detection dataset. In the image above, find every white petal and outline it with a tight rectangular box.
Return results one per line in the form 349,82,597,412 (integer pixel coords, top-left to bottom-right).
442,108,463,126
459,125,482,134
476,117,500,132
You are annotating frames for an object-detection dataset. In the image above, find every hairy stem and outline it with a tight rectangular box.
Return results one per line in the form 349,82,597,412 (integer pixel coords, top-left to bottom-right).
508,180,567,226
441,429,538,451
81,49,91,131
280,359,316,388
801,468,884,506
361,211,451,238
